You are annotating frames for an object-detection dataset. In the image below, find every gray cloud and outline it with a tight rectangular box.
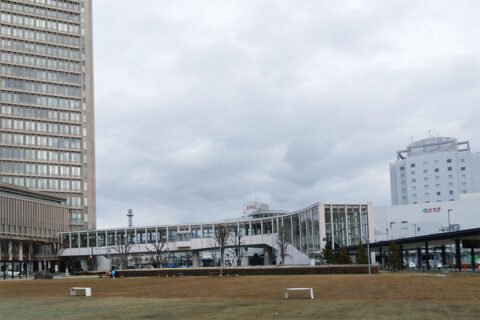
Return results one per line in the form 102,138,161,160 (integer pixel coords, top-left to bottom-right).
92,0,480,228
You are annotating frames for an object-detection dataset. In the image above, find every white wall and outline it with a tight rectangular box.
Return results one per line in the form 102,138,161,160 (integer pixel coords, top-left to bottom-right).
374,196,480,241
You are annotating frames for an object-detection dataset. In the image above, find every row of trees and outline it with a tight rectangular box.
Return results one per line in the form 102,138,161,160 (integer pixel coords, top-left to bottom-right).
321,240,402,271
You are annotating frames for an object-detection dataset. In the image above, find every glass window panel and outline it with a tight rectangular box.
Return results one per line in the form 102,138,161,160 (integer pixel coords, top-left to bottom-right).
107,231,115,246
147,228,156,243
282,216,292,244
168,227,177,242
252,220,261,235
98,232,106,247
227,223,238,237
79,232,87,248
157,228,167,242
333,205,346,248
292,214,300,250
239,222,249,236
191,225,201,239
61,234,70,248
202,224,213,238
262,219,272,234
137,229,146,244
127,230,135,244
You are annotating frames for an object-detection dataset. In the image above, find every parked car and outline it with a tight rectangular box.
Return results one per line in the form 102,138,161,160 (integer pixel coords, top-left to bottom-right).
408,261,416,268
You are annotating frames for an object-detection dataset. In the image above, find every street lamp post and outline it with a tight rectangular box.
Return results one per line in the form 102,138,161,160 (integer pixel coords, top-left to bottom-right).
447,209,453,231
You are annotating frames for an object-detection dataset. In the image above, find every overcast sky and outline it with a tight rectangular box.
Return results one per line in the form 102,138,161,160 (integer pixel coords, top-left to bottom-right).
92,0,480,228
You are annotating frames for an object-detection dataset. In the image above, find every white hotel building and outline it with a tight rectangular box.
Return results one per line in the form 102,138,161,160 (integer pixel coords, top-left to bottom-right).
389,137,480,206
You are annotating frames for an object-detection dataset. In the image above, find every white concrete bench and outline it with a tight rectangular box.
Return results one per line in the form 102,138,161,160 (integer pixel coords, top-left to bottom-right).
70,287,91,297
284,288,314,299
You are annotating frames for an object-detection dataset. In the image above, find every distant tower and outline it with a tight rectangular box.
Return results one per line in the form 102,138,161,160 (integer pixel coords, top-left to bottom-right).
127,209,134,227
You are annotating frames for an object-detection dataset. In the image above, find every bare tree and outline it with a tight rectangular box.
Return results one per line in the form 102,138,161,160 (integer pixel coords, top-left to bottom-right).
112,232,133,269
228,230,245,267
214,224,228,272
276,224,289,265
146,236,168,268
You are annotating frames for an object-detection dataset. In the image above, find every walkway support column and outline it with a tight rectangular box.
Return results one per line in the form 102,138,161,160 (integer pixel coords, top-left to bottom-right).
379,247,383,269
471,247,476,271
192,250,200,268
425,242,430,270
417,247,422,269
8,241,12,261
399,245,404,269
29,242,34,274
441,245,446,266
18,241,23,261
455,239,461,271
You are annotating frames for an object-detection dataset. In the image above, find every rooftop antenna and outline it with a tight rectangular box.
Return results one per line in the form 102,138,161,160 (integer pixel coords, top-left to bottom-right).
127,208,133,227
428,129,432,138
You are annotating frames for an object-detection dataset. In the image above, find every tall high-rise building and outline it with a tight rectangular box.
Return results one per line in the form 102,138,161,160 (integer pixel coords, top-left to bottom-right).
0,0,95,230
390,137,480,205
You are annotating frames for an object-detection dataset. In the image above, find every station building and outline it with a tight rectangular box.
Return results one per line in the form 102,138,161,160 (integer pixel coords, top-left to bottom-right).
59,202,374,271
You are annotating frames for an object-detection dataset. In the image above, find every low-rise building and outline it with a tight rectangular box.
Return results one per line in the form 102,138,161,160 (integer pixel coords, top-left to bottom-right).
0,182,70,275
374,193,480,241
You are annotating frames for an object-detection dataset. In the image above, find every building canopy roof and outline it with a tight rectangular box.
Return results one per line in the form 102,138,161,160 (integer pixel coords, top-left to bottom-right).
0,182,66,204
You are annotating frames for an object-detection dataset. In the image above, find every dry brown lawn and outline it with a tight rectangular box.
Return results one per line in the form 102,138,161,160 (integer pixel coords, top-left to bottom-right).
0,272,479,319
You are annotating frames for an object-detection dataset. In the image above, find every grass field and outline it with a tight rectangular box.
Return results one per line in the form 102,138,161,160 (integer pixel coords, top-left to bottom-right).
0,272,479,319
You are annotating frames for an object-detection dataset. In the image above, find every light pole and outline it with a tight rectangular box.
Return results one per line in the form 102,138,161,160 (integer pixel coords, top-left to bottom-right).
447,209,452,231
363,235,371,275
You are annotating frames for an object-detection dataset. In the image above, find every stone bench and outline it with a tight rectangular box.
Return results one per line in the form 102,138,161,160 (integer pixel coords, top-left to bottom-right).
70,287,91,297
284,288,314,299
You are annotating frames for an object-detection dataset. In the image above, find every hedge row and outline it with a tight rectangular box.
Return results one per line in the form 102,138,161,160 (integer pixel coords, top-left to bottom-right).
87,265,378,278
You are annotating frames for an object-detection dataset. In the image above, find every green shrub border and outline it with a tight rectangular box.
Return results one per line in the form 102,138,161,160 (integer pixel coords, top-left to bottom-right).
83,265,378,277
